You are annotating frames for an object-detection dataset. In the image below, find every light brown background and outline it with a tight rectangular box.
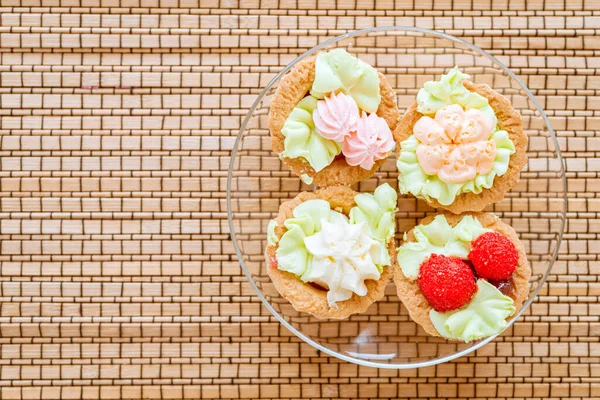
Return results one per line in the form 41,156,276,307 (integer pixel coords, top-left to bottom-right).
0,1,598,399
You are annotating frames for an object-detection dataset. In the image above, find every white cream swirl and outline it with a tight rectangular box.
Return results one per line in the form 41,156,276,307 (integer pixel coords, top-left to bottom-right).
303,217,383,307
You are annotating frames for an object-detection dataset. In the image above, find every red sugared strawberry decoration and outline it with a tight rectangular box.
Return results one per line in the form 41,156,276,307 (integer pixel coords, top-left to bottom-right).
469,232,518,280
418,254,477,312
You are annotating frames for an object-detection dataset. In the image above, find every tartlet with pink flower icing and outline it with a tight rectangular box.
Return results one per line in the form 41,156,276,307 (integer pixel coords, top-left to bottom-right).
394,67,528,214
268,49,400,187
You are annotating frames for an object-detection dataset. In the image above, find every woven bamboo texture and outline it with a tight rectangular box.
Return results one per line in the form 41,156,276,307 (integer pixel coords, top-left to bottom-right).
0,1,598,399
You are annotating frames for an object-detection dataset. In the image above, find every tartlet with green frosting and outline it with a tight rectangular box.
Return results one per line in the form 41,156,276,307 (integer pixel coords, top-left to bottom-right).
394,67,528,214
268,49,400,187
393,212,531,342
265,183,398,319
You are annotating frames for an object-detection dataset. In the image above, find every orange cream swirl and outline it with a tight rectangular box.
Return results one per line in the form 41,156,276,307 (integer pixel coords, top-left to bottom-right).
414,104,496,184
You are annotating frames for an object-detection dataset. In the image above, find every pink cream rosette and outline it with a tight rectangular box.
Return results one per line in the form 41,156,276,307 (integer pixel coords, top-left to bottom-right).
342,112,395,170
413,104,496,183
313,92,394,170
312,92,359,142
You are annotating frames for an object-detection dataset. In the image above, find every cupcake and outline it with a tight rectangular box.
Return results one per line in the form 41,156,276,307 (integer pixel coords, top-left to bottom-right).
269,48,400,187
265,183,398,319
394,213,531,342
395,67,528,214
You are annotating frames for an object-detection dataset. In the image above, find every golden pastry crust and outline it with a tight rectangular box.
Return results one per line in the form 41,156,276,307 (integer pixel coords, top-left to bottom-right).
394,81,528,214
265,185,397,320
268,55,400,188
393,212,531,338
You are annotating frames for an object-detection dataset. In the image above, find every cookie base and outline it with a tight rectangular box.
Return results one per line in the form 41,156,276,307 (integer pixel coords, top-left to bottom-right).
265,186,397,320
393,212,531,338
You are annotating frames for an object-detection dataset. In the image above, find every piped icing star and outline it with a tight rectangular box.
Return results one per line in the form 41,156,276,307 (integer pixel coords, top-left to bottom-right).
313,92,359,142
342,111,395,170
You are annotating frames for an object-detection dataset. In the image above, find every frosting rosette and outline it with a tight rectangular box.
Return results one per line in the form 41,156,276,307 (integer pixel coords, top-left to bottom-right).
267,184,397,315
342,111,395,170
303,218,383,306
313,91,359,142
413,104,497,184
397,67,518,207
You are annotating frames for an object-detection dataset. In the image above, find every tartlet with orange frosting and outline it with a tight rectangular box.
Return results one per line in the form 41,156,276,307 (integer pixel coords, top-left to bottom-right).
268,49,400,187
394,67,528,213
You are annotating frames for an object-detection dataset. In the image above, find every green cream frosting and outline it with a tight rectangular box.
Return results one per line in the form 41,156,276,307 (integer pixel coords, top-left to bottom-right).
416,66,497,126
267,219,279,246
276,199,334,276
281,95,341,172
430,280,516,342
397,214,490,280
310,48,381,113
275,183,397,278
397,130,516,206
300,174,313,185
349,183,398,269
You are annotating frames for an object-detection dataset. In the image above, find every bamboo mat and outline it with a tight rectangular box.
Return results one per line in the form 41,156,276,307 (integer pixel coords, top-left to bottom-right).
0,1,598,399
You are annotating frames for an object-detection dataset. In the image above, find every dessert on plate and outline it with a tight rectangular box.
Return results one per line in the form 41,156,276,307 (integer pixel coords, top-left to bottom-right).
395,67,528,213
265,183,398,319
394,212,531,342
268,48,400,187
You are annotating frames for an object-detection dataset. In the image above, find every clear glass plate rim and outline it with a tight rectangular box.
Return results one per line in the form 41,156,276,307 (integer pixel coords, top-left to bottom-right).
226,26,567,369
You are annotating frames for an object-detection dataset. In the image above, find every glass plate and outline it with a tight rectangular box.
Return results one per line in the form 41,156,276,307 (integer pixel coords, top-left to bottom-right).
227,27,566,368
